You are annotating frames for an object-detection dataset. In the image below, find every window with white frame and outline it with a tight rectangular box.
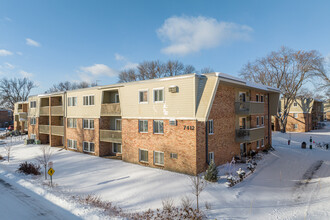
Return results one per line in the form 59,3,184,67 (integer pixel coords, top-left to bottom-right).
170,153,178,159
112,143,122,153
139,120,148,133
257,140,260,149
83,95,94,106
83,119,94,129
68,97,77,106
256,94,259,102
208,152,214,163
30,117,36,125
153,120,164,134
256,116,259,126
208,120,214,134
293,113,298,118
30,101,36,108
294,124,298,129
139,149,148,162
261,116,264,126
154,151,164,165
30,134,36,140
260,95,264,102
153,88,164,102
83,142,95,152
139,90,148,103
67,118,77,128
67,139,77,149
261,138,264,147
115,119,121,131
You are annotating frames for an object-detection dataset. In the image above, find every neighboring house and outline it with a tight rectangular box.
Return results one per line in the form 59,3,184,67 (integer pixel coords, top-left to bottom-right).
0,109,13,128
13,102,28,133
273,98,324,132
24,73,280,175
324,100,330,121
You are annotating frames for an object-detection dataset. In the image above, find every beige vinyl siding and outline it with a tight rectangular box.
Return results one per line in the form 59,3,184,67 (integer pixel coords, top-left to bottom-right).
28,96,40,117
66,88,102,118
119,76,196,119
280,98,314,113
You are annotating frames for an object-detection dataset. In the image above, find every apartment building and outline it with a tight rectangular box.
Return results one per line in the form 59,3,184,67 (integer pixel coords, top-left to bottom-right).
0,109,13,128
24,73,280,175
325,100,330,120
273,98,324,132
13,102,28,133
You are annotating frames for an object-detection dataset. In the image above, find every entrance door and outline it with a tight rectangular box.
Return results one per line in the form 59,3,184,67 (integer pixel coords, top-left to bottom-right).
240,143,246,158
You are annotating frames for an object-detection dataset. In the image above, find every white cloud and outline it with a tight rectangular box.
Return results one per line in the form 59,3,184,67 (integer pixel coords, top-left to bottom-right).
26,38,41,47
80,64,118,77
16,51,23,56
19,70,33,78
114,53,139,70
115,53,126,61
4,62,14,69
122,62,139,70
157,15,253,55
0,49,13,56
4,17,12,22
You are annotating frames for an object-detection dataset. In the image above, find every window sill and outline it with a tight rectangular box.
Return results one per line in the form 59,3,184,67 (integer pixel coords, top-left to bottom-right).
139,132,148,134
154,163,164,167
139,160,149,164
153,133,164,135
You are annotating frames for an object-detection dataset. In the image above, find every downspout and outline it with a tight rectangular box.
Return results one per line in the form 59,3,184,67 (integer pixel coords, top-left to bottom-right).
205,121,208,165
268,93,271,146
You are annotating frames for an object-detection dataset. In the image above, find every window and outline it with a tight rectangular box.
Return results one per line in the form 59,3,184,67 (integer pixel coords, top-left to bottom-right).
139,149,148,162
153,120,164,134
170,153,178,159
154,151,164,165
239,117,246,129
153,88,164,102
30,117,36,125
113,94,119,103
261,138,264,147
260,95,264,102
67,139,77,149
83,142,95,152
208,120,214,134
67,118,77,128
112,143,122,153
239,92,246,102
83,119,94,129
30,134,36,140
139,120,148,133
257,140,260,149
30,101,36,108
83,95,94,106
261,116,264,126
208,152,214,163
294,124,298,129
256,116,259,127
115,119,121,131
139,90,148,103
293,113,298,118
68,97,77,106
256,94,259,102
294,102,298,107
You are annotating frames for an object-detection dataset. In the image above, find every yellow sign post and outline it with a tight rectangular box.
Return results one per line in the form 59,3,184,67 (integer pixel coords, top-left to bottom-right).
48,168,55,187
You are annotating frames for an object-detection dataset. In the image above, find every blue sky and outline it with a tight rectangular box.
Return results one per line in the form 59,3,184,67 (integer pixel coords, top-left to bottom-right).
0,0,330,95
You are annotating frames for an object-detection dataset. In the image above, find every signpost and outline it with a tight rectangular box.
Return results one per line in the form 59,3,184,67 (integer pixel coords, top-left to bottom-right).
48,167,55,187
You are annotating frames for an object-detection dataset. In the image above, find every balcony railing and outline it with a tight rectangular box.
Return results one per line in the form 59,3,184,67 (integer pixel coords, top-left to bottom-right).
18,109,23,113
51,125,64,136
51,106,64,115
39,125,49,134
100,130,122,143
39,106,49,116
101,103,121,116
235,102,264,115
19,113,27,121
235,127,265,142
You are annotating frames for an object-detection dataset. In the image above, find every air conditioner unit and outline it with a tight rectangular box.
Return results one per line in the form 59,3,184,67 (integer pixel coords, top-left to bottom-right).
169,86,178,93
169,119,177,126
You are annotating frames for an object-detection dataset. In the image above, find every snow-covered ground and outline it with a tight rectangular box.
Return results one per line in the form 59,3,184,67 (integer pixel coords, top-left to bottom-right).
0,123,329,219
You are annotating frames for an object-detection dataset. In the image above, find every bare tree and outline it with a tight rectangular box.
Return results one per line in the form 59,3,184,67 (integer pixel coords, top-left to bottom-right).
200,67,214,74
165,60,184,76
36,146,54,180
137,60,165,80
184,65,196,74
0,77,36,110
4,144,12,162
45,81,98,93
240,46,325,132
190,175,206,212
118,69,138,83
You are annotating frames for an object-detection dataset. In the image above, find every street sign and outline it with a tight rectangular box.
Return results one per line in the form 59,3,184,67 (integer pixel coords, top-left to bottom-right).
48,168,55,176
48,161,53,168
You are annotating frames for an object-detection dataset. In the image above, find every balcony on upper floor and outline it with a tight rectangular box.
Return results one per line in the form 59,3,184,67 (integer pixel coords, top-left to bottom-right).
51,125,64,136
100,130,122,143
39,125,49,134
235,102,264,115
235,127,265,142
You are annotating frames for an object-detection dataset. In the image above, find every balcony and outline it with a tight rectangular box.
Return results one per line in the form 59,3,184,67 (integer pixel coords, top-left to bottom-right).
51,106,64,115
39,106,49,116
235,102,264,115
101,103,121,116
51,126,64,136
39,125,49,134
235,127,265,142
100,130,122,143
18,109,23,113
19,113,27,121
